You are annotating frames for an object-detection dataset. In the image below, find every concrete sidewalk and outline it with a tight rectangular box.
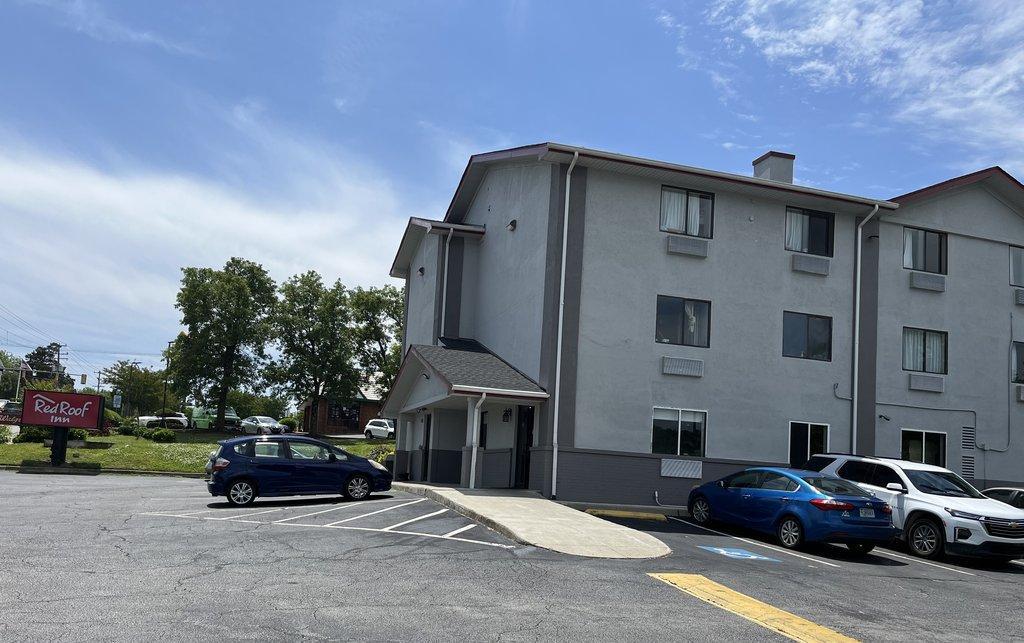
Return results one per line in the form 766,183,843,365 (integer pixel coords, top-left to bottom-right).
392,482,670,559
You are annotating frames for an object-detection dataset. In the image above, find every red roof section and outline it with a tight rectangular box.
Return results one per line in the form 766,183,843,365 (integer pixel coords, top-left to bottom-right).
892,166,1024,204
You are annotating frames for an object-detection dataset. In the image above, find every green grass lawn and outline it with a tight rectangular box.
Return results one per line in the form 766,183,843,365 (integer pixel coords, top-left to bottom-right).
0,431,395,473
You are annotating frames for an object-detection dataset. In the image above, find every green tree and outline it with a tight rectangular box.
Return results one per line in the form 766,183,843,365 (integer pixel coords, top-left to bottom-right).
271,271,359,406
0,350,21,399
24,343,74,389
226,389,290,419
349,284,404,399
170,258,276,430
100,361,172,416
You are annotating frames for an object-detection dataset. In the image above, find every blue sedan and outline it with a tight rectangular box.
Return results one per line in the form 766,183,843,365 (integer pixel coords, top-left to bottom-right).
688,467,897,555
206,436,392,506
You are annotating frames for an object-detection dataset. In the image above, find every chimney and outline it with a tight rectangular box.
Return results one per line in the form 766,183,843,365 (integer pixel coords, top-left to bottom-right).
752,150,795,183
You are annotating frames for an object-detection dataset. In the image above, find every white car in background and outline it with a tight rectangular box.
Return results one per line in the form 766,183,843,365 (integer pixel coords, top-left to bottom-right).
138,412,189,429
364,419,394,439
241,416,288,435
809,453,1024,561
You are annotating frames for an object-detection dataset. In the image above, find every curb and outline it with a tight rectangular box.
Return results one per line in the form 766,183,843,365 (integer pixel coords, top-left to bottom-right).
0,464,204,478
391,482,526,545
561,500,690,519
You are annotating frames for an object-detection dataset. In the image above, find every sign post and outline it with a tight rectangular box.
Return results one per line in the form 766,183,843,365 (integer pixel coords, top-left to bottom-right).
20,390,105,467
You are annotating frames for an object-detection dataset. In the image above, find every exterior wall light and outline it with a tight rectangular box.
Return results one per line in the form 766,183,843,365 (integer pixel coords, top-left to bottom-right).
506,219,517,231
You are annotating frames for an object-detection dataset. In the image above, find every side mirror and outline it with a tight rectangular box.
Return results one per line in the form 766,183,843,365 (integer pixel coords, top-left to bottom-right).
717,480,725,488
886,482,907,493
328,453,337,463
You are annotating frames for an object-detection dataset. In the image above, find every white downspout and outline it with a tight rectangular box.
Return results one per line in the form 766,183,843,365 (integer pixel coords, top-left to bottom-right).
551,151,579,499
439,226,455,344
469,392,487,489
852,204,880,455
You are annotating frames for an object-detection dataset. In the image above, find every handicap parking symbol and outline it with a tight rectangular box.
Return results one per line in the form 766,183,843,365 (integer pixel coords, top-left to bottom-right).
698,546,779,562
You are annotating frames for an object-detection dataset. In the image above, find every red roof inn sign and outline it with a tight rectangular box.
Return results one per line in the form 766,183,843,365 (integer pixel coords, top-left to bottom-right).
21,390,104,430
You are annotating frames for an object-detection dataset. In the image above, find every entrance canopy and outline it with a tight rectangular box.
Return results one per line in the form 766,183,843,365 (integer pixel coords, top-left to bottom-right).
383,338,548,416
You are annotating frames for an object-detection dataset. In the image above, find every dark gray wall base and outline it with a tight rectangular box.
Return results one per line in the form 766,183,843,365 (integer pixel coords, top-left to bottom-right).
481,449,513,488
428,449,462,484
395,450,411,481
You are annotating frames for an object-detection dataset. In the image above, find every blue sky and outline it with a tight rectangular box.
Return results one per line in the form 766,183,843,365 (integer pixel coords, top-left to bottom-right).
1,0,1022,376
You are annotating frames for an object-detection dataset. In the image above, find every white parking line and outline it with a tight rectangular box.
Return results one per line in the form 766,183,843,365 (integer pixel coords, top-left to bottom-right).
283,521,514,549
443,524,477,538
207,508,283,521
324,498,426,526
667,517,842,569
873,549,976,576
381,508,447,532
272,498,404,524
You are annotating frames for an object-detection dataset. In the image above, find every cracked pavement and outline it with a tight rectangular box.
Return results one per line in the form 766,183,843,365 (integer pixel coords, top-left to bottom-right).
1,472,1022,641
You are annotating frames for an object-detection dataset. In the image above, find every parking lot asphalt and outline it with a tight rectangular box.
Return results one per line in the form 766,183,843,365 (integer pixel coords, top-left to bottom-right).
2,472,1023,641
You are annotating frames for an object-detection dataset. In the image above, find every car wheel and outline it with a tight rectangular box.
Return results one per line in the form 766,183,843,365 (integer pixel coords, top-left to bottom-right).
227,479,256,507
344,474,371,501
689,495,713,526
847,543,875,556
907,517,944,559
387,431,394,439
777,516,804,549
365,430,373,439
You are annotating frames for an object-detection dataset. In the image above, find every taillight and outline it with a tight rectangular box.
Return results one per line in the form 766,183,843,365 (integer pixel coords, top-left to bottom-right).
212,458,230,471
810,498,855,511
880,504,892,515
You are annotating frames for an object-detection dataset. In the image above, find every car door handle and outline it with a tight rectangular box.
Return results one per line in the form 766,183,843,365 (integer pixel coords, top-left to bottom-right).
741,494,752,499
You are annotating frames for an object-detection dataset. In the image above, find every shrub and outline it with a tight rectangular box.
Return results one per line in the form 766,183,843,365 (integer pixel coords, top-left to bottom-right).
368,444,395,464
69,428,88,441
13,426,52,443
149,429,176,443
104,408,124,427
0,426,10,444
118,425,136,437
280,417,298,430
135,428,154,440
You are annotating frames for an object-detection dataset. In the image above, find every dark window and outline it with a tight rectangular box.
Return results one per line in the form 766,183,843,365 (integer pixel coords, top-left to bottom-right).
901,430,946,467
870,465,902,488
986,489,1012,503
760,473,799,492
656,296,711,347
233,441,253,457
726,471,761,489
1012,247,1024,287
788,422,829,469
837,461,874,485
783,312,832,361
651,407,706,457
803,456,836,472
785,207,834,257
1013,342,1024,384
254,441,286,458
903,227,947,274
800,476,872,497
661,187,714,238
479,411,489,450
902,327,947,374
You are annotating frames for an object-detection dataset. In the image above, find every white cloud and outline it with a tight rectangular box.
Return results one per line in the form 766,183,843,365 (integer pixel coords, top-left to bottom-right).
704,0,1024,171
0,114,408,367
26,0,202,56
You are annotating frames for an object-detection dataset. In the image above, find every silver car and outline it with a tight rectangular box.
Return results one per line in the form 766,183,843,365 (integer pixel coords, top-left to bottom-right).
240,416,286,435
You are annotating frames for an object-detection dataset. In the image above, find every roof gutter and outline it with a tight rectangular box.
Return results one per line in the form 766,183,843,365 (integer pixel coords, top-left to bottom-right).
852,204,880,454
551,150,578,500
450,385,549,398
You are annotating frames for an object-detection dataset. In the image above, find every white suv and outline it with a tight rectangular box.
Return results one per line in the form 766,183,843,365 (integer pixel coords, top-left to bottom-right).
364,419,394,439
807,454,1024,561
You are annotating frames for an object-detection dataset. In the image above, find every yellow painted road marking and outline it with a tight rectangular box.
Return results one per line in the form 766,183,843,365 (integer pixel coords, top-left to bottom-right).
650,573,858,643
586,509,667,521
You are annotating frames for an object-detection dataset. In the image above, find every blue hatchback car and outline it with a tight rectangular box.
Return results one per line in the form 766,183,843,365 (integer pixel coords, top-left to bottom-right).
206,435,392,506
688,467,897,555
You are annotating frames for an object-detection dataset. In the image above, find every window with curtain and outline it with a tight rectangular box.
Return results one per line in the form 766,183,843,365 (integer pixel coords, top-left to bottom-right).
785,207,834,256
655,295,711,347
660,187,714,238
1011,246,1024,287
782,311,832,361
651,407,706,456
901,430,946,467
903,227,947,274
1013,342,1024,383
902,327,947,374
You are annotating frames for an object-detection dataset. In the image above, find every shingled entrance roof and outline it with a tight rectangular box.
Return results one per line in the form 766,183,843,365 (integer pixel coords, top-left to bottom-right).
409,339,547,396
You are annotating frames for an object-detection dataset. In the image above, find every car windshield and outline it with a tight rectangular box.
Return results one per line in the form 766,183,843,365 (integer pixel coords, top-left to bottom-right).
801,476,872,497
255,417,276,423
905,470,984,498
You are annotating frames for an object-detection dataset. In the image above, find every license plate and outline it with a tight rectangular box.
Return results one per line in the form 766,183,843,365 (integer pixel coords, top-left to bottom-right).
859,508,875,518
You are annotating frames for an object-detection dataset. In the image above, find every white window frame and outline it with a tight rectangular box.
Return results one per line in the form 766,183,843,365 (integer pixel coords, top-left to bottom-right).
900,428,947,467
787,420,830,464
651,406,708,457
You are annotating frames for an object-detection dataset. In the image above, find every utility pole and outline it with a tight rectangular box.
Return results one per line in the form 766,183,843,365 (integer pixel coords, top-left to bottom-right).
53,344,68,388
127,361,141,417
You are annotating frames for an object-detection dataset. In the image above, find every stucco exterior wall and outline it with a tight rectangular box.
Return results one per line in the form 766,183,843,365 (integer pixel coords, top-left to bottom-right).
874,186,1024,486
572,168,857,463
460,162,553,381
405,233,441,349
